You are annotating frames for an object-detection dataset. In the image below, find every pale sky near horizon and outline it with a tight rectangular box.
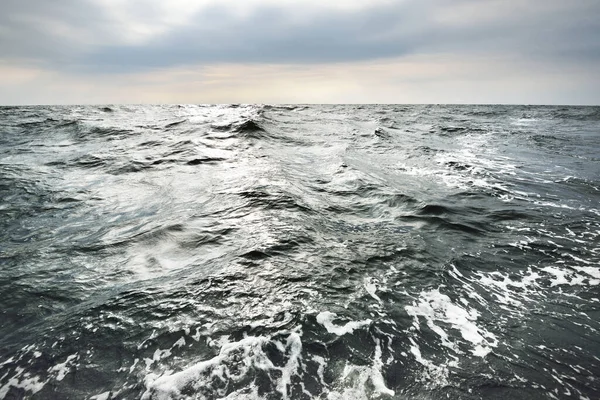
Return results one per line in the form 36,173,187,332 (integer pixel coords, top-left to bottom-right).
1,0,599,105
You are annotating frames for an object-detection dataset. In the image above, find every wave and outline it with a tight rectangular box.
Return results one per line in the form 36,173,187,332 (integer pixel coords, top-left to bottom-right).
1,104,599,399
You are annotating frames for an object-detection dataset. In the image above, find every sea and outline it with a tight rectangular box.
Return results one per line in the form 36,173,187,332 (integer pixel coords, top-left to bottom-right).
0,104,599,400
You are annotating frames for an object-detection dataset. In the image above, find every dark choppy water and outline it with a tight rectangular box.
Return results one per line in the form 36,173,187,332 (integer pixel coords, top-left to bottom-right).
1,104,599,400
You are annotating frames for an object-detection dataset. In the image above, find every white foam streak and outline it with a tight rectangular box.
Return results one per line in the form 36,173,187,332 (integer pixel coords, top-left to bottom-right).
408,339,451,388
364,278,382,303
48,353,78,381
405,289,497,357
316,312,372,336
276,333,303,400
89,391,112,400
0,367,48,399
142,331,307,400
370,338,395,397
142,336,271,400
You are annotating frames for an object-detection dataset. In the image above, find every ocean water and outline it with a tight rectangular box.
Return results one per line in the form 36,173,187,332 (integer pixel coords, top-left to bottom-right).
0,104,599,400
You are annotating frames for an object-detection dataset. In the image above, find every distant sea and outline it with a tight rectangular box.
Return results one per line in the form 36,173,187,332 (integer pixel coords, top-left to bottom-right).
1,104,599,399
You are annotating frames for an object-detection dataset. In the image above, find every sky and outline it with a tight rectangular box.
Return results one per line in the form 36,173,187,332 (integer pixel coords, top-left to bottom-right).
0,0,599,105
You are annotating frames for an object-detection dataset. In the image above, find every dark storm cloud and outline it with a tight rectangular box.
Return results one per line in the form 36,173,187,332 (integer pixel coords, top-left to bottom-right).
0,0,599,73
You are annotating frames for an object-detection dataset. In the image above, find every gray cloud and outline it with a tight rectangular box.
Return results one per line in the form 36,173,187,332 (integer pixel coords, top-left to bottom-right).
0,0,110,62
80,3,425,71
423,2,600,60
1,0,599,105
1,0,598,74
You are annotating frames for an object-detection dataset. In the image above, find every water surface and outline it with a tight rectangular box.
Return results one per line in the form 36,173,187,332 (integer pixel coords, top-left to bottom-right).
1,104,599,399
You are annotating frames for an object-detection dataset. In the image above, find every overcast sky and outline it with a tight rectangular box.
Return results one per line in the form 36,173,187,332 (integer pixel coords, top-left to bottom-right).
1,0,599,104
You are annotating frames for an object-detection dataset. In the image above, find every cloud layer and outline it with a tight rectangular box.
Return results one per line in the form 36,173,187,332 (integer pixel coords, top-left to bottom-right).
1,0,599,104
